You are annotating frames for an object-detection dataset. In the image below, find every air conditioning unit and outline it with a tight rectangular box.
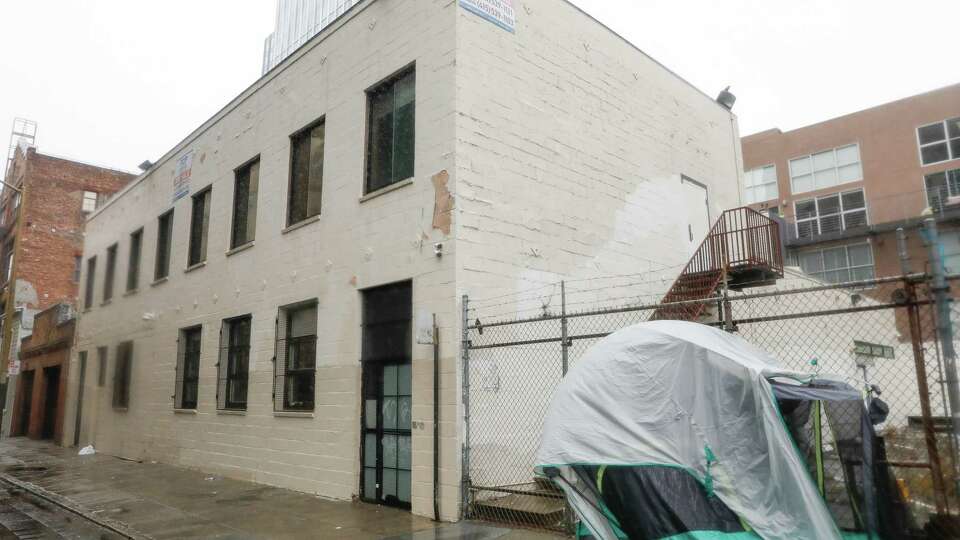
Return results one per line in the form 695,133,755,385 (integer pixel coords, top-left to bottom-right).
946,195,960,207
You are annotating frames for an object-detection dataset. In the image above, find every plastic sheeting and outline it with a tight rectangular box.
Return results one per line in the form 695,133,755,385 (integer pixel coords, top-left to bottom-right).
536,321,842,540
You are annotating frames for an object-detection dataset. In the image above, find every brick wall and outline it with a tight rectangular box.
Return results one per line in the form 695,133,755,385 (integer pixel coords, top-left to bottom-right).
12,150,135,312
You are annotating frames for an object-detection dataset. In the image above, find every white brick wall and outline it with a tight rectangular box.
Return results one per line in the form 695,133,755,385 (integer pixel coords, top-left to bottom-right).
65,0,745,523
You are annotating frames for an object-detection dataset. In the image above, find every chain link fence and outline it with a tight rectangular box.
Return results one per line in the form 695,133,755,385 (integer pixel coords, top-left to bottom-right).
462,273,960,537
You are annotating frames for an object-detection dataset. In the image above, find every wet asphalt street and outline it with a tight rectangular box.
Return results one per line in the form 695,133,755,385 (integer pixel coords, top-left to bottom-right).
0,483,118,539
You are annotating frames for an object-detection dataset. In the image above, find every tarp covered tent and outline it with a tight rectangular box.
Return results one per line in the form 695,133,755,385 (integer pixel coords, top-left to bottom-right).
535,321,908,540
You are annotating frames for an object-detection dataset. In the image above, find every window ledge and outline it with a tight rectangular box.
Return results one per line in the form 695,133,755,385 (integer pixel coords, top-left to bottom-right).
173,408,198,415
226,241,255,257
151,277,169,287
113,407,128,413
217,409,247,416
273,411,314,418
282,215,321,235
101,299,112,307
123,289,138,297
360,177,414,203
184,261,207,274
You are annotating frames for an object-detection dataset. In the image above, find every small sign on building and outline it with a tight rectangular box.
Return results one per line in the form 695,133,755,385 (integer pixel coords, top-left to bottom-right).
173,150,194,203
459,0,516,33
854,340,895,359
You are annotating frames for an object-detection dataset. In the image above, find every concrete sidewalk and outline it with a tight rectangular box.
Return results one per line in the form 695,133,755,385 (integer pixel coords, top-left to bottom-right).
0,438,558,539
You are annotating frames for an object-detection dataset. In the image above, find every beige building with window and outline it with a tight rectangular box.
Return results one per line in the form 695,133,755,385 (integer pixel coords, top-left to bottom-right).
742,83,960,282
67,0,744,521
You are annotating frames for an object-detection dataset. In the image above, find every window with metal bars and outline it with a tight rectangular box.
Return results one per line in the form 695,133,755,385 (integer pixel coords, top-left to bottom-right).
155,210,173,280
175,326,202,410
113,341,133,409
231,158,259,248
365,67,415,194
127,228,142,292
103,243,117,303
288,121,324,226
218,316,251,410
274,301,317,411
188,187,211,267
924,168,960,212
794,189,868,239
84,256,97,309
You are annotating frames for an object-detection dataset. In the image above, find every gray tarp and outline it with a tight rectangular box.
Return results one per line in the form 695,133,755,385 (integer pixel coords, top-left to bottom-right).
535,321,842,540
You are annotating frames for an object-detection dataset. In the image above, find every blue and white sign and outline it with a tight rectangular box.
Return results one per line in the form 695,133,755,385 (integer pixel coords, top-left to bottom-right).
460,0,516,33
173,150,194,203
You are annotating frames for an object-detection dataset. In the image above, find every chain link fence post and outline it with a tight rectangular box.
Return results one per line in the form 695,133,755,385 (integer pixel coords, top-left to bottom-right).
924,219,960,497
461,294,471,519
561,281,569,377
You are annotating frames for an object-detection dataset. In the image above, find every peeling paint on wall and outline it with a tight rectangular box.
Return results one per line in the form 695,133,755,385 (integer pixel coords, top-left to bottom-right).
431,170,454,235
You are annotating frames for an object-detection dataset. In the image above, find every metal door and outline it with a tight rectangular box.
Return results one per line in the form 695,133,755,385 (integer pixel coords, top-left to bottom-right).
360,281,413,509
362,364,412,508
681,175,711,256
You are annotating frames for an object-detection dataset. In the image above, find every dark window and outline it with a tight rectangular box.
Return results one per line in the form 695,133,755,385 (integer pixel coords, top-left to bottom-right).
288,121,325,225
218,316,251,410
103,244,117,302
176,326,202,410
231,158,260,248
72,255,82,283
918,118,960,165
365,67,415,193
127,228,143,292
84,256,97,310
97,346,108,387
155,210,174,280
274,302,317,411
113,341,133,409
188,188,211,266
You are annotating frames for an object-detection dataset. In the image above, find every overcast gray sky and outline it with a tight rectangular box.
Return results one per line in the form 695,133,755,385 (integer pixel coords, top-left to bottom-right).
1,0,958,173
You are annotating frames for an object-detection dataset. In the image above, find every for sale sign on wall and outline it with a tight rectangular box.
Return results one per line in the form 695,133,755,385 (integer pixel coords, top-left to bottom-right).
173,150,194,203
460,0,516,33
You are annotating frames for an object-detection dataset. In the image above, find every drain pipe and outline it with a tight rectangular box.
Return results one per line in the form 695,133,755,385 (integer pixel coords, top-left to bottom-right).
433,313,440,522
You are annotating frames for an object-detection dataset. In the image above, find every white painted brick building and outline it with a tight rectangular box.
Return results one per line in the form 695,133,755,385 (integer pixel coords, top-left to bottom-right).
65,0,745,521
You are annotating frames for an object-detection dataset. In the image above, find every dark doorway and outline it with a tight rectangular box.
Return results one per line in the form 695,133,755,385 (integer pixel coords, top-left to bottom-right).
360,281,412,509
41,366,61,440
18,371,34,437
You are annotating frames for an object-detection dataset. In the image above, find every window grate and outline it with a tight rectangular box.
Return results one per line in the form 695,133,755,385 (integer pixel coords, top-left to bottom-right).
218,316,251,411
175,327,202,410
274,302,317,412
795,189,868,240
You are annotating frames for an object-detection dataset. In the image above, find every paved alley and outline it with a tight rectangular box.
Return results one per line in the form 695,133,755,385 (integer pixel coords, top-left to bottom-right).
0,438,558,539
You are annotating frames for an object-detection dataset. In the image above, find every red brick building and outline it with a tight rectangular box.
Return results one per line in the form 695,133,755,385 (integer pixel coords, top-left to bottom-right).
0,145,134,440
741,83,960,283
10,304,74,442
